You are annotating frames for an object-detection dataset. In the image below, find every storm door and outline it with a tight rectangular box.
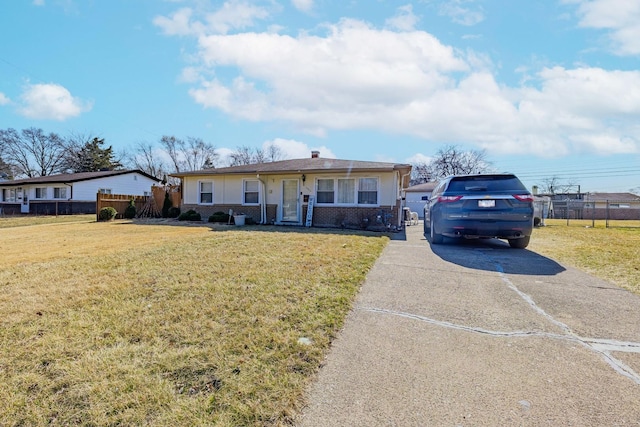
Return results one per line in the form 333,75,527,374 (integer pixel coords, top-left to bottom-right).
281,179,300,222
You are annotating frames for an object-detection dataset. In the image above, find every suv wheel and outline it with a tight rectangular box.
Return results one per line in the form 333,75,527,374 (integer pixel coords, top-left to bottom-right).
508,235,530,249
430,217,443,244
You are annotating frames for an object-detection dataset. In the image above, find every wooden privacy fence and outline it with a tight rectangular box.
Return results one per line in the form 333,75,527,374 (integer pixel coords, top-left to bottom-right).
96,194,149,220
96,186,182,220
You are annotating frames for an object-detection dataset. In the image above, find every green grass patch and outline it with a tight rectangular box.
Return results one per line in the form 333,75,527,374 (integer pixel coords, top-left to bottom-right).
529,219,640,294
0,220,388,426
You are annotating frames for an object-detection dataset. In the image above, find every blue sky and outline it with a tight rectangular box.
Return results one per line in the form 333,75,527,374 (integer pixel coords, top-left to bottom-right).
1,0,639,193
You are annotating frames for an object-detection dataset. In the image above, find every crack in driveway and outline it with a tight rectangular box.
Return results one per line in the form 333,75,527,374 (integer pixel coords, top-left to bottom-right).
359,249,640,385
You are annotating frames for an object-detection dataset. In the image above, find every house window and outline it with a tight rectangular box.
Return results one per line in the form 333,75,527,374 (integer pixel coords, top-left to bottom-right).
610,203,630,208
358,178,378,205
316,177,379,206
244,180,259,204
316,179,334,204
53,187,67,199
98,188,112,195
199,181,213,204
337,179,355,204
3,189,16,202
35,188,47,199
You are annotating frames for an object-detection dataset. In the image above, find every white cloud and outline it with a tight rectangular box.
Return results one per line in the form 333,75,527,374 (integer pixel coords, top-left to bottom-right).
33,0,45,6
154,1,270,36
385,4,419,32
264,138,336,159
18,83,92,121
291,0,313,14
439,0,484,26
0,93,10,105
163,8,640,158
406,153,432,164
569,0,640,55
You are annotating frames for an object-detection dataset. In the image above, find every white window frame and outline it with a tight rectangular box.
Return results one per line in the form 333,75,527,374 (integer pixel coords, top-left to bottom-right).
316,178,335,204
315,177,380,206
3,188,16,202
53,187,67,199
35,187,47,199
198,181,213,205
357,177,379,205
243,179,260,205
98,188,112,195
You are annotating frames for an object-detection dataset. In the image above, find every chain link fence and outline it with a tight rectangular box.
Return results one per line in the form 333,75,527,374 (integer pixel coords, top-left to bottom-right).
540,199,640,228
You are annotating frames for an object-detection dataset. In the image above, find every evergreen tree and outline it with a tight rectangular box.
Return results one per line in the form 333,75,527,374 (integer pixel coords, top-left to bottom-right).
63,137,123,172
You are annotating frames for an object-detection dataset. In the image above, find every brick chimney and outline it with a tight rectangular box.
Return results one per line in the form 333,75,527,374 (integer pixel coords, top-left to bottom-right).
311,150,320,158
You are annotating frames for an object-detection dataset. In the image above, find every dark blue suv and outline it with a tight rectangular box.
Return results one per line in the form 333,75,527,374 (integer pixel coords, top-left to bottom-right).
424,174,534,248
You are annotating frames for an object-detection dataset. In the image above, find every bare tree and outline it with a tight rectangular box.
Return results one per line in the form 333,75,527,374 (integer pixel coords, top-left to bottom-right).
160,135,218,172
132,142,168,179
0,127,66,177
409,162,433,185
536,176,580,195
228,144,284,166
264,143,284,162
428,145,492,180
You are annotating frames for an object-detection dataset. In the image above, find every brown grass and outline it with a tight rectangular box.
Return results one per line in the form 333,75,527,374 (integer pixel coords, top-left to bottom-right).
0,218,388,426
529,219,640,294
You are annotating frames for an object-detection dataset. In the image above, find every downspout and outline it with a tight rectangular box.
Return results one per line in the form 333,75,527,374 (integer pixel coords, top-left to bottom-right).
257,174,267,224
399,170,411,228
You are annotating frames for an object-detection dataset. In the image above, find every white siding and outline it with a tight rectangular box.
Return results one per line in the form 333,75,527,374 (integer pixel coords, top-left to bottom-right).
183,171,400,207
71,173,158,200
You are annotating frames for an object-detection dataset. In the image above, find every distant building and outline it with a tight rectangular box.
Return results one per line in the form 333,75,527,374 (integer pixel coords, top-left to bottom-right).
0,170,160,215
404,182,437,219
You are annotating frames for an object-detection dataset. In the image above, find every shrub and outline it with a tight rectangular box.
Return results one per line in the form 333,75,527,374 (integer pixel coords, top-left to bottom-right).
162,191,172,218
167,206,180,218
208,211,230,223
178,209,201,221
98,207,117,221
124,199,137,219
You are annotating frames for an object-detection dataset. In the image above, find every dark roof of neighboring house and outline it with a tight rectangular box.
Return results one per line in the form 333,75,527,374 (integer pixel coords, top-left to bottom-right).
405,182,438,192
586,192,640,202
0,170,160,186
171,157,413,186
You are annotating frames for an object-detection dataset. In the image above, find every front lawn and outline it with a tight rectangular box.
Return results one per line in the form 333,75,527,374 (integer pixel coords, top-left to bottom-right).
0,219,388,426
529,219,640,294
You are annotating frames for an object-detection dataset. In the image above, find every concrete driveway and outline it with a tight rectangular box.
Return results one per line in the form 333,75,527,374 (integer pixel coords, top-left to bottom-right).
297,224,640,426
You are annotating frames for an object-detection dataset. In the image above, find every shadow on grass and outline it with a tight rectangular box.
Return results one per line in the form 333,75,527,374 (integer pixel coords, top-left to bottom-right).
119,218,408,240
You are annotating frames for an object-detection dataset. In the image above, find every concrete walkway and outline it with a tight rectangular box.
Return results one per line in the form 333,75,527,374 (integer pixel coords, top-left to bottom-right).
297,224,640,426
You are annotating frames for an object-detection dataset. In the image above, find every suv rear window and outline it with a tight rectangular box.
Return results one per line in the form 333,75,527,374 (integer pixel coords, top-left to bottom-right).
446,175,527,192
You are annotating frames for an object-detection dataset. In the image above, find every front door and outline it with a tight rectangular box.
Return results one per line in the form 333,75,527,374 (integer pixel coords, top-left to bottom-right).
18,188,29,213
281,179,300,222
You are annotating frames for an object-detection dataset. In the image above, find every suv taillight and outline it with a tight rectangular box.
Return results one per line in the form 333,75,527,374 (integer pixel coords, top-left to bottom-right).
438,195,463,203
513,194,534,202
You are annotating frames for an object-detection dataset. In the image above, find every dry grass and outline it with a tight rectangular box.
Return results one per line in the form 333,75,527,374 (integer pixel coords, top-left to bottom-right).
0,214,95,229
529,219,640,294
0,217,388,426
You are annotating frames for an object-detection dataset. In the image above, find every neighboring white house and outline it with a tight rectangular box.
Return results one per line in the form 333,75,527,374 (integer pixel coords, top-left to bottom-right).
171,151,412,230
0,170,160,215
404,182,437,219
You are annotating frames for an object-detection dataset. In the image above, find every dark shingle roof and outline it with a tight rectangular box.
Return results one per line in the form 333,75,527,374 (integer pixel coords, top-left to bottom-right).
0,170,160,186
171,157,412,177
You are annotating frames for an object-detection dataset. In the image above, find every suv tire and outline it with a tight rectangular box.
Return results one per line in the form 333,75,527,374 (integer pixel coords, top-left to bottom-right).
508,235,530,249
430,217,443,244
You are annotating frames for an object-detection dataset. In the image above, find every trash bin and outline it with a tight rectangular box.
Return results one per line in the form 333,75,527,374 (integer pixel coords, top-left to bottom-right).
234,214,246,226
